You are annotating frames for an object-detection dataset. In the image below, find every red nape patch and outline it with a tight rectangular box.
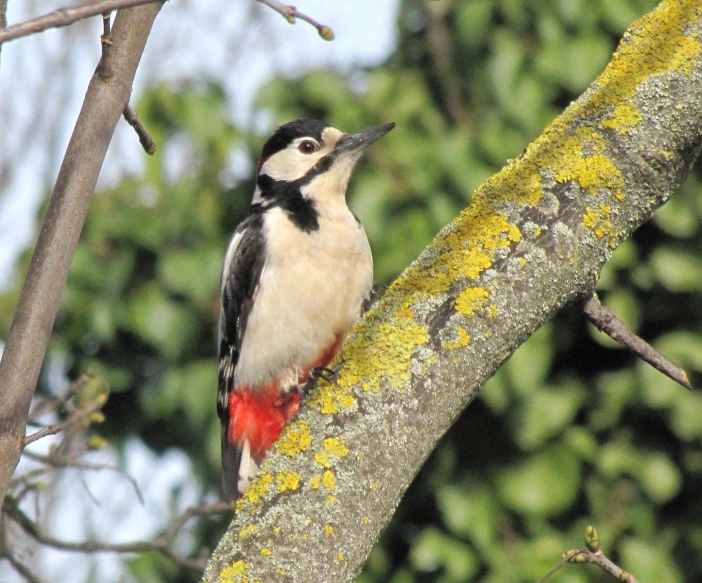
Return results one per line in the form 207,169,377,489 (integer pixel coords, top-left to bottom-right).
256,156,269,175
228,386,300,460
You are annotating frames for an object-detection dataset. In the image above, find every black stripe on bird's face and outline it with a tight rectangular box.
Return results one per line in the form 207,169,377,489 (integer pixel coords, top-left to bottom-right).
254,175,320,233
260,119,329,162
252,120,394,233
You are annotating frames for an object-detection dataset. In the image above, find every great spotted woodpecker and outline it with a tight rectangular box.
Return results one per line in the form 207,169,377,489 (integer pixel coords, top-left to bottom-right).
218,118,395,501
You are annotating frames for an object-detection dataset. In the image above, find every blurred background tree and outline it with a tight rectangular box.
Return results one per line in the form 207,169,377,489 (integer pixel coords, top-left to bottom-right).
2,0,702,582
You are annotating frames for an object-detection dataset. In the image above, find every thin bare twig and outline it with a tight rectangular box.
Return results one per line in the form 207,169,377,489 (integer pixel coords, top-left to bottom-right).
256,0,334,40
3,496,231,572
24,375,106,449
23,425,63,447
2,551,44,583
0,0,162,46
538,526,639,583
27,375,89,424
123,104,157,154
102,14,157,154
583,293,693,389
21,450,145,505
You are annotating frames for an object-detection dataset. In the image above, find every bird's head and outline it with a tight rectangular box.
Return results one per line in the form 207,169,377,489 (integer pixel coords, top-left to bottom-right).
253,119,395,206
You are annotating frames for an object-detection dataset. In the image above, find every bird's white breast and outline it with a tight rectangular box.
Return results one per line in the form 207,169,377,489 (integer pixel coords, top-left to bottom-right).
234,204,372,389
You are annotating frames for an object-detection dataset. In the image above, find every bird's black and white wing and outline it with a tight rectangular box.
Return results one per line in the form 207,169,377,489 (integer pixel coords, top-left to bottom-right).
217,211,266,501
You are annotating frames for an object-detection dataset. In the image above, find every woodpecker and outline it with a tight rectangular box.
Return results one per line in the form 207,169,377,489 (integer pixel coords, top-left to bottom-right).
218,118,395,501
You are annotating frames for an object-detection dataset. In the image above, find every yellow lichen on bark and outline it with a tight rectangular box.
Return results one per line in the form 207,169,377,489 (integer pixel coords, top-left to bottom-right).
455,287,490,317
583,205,618,247
323,437,349,457
238,524,257,538
241,473,272,505
276,470,301,492
221,560,259,583
277,421,312,456
463,0,701,250
314,452,331,468
321,470,336,490
441,326,471,350
601,104,643,134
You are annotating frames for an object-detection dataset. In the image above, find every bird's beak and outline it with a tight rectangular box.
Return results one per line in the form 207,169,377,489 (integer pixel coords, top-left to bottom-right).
334,122,395,157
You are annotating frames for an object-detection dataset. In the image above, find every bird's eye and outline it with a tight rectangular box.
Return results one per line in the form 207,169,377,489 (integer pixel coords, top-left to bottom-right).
298,140,318,154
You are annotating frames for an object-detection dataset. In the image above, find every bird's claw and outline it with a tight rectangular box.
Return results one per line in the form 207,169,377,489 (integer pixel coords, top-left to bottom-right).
308,366,337,383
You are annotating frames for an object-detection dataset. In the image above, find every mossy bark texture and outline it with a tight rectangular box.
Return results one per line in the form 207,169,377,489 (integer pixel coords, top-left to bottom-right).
203,2,702,581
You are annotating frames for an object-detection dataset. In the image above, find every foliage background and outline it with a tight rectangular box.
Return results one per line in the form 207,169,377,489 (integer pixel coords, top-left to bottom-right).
2,0,702,581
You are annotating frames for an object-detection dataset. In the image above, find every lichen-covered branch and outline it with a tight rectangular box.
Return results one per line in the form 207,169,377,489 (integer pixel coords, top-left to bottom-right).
203,1,702,581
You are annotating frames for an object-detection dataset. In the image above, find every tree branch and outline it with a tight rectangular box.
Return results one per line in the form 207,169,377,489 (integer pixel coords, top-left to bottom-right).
0,0,7,65
0,3,162,504
3,496,231,572
583,292,692,389
123,104,157,154
0,0,162,46
256,0,334,41
539,526,640,583
1,550,44,583
203,1,702,581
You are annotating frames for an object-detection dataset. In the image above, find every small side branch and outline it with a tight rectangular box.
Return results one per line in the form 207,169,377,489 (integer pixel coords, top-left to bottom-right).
123,104,157,154
102,14,156,154
256,0,334,40
23,374,107,449
2,496,232,572
1,551,44,583
0,0,162,46
583,293,692,390
539,526,639,583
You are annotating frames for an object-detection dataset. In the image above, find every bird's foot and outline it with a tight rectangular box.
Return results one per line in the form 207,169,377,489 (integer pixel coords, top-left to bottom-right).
308,366,337,383
362,284,387,313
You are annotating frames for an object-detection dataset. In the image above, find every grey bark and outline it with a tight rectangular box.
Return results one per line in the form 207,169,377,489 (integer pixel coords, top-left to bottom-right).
0,2,162,503
203,2,702,582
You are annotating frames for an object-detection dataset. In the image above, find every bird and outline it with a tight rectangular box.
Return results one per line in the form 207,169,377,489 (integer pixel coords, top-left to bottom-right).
217,118,395,501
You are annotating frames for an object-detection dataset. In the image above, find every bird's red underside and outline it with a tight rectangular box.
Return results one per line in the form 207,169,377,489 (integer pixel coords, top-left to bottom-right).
227,336,343,460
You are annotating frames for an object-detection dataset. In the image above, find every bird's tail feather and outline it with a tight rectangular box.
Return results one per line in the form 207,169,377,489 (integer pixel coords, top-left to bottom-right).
221,430,259,502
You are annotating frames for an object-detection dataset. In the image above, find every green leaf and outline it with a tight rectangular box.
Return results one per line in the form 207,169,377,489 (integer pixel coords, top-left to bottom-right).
158,247,222,308
619,538,683,583
511,378,586,450
671,392,702,440
437,485,499,551
505,323,553,396
637,452,681,503
589,369,637,430
409,528,480,582
650,247,702,292
496,444,582,516
149,360,218,425
128,283,199,360
456,0,494,49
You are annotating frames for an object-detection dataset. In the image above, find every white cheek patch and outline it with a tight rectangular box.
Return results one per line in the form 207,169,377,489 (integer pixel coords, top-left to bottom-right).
260,148,324,181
